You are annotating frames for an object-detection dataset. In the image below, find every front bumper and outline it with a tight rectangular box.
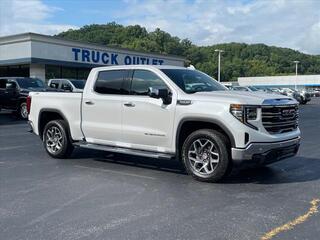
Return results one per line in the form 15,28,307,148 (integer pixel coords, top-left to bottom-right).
231,137,300,166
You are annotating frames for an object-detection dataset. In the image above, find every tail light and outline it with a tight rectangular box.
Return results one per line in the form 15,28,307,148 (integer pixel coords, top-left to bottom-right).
26,96,32,114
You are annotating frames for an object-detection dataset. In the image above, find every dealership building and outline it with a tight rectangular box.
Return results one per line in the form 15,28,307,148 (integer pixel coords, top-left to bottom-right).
0,33,185,81
238,75,320,89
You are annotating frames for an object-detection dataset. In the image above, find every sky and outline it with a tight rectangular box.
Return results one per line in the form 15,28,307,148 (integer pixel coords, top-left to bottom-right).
0,0,319,54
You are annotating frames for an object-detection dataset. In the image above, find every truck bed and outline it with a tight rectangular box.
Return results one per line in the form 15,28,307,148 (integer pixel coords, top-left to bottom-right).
28,92,84,140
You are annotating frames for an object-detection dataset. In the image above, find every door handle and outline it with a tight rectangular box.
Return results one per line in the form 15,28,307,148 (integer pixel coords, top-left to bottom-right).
85,100,94,105
124,102,135,107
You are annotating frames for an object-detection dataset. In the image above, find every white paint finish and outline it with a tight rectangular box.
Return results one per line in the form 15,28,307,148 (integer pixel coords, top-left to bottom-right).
28,92,83,140
238,75,320,86
81,93,123,146
30,64,45,81
29,65,301,156
122,96,176,152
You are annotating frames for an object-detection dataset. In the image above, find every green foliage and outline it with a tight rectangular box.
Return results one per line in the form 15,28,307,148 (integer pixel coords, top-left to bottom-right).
57,22,320,81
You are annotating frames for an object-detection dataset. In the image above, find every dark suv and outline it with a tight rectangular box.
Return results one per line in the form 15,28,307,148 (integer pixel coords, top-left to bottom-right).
0,77,47,119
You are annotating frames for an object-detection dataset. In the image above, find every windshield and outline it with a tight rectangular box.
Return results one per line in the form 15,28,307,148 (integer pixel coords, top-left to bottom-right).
247,86,259,91
70,80,85,89
161,69,227,94
16,78,45,89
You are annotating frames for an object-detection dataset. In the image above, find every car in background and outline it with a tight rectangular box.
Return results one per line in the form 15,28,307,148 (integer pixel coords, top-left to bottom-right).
0,77,49,119
231,86,267,93
48,79,85,92
280,88,311,104
306,89,320,97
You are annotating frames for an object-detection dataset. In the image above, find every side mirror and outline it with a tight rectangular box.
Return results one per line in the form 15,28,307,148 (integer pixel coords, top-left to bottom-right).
148,87,172,105
6,82,17,90
63,85,72,92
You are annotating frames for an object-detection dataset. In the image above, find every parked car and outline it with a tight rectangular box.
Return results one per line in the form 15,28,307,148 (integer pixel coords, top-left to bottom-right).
306,89,320,97
231,86,261,92
0,77,49,119
28,65,300,182
48,79,85,92
280,88,311,104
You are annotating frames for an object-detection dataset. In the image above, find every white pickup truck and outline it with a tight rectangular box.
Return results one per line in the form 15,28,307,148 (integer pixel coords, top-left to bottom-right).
28,65,300,182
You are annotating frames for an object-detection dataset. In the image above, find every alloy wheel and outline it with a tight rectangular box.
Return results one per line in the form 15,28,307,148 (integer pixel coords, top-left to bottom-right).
45,126,63,154
187,138,220,175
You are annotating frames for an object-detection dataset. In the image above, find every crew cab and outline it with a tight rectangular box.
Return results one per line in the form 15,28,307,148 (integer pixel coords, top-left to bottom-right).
28,65,301,182
0,77,48,119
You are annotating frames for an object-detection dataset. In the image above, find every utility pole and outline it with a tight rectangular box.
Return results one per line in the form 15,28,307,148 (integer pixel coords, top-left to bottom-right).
293,60,299,91
215,49,224,82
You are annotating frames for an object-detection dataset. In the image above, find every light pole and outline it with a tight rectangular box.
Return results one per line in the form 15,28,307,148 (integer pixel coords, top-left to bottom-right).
215,49,224,82
293,60,299,90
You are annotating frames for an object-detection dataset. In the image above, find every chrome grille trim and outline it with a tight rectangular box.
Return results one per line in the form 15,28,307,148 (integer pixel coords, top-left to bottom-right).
261,105,299,134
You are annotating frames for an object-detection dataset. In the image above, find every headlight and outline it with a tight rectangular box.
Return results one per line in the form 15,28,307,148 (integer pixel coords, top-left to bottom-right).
230,104,258,130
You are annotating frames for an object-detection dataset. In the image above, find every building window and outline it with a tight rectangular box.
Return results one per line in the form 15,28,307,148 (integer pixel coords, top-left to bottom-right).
0,65,29,77
45,65,91,81
46,65,61,80
61,67,77,79
77,68,90,80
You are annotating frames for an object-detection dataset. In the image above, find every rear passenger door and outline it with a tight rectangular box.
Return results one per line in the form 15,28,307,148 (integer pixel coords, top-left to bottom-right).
81,70,129,146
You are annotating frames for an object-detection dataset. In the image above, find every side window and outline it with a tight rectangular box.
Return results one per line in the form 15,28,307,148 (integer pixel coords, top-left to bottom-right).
49,80,59,89
94,70,126,95
61,81,72,89
131,70,167,95
0,79,8,89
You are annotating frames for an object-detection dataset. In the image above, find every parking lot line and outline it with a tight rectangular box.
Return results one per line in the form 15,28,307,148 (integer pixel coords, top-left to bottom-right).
74,165,156,180
260,198,320,240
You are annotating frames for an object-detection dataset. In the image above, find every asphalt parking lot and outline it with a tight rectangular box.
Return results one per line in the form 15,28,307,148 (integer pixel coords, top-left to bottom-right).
1,99,320,240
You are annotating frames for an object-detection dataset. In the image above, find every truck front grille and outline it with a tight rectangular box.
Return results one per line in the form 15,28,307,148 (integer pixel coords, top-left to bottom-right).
261,105,298,134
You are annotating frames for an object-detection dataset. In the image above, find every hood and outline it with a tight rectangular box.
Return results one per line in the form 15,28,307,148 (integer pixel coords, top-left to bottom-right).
185,91,297,105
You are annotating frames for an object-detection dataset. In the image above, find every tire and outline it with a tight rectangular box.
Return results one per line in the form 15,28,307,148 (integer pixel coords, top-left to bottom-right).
18,102,28,119
181,129,231,182
42,120,74,158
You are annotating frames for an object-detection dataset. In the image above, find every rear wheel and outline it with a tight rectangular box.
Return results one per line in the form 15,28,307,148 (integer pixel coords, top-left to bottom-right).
18,102,28,119
181,129,231,182
43,120,74,158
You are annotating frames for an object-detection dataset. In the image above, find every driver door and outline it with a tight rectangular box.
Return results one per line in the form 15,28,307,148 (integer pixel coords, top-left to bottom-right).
121,69,176,153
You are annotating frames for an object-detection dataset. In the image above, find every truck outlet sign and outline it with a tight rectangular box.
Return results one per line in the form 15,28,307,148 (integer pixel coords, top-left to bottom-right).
72,48,165,65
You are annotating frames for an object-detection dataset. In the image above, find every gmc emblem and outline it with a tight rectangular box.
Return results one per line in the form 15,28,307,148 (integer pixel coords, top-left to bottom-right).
282,109,295,116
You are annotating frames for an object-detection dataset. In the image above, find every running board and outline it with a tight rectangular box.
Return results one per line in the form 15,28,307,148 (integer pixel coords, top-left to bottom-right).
73,142,174,159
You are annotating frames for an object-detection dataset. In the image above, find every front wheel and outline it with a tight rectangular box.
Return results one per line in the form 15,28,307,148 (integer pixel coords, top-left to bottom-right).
181,129,231,182
43,120,74,158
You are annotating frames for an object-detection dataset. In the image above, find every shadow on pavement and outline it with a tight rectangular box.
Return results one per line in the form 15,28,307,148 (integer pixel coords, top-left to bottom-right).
224,156,320,184
0,112,25,126
71,147,186,175
71,148,320,182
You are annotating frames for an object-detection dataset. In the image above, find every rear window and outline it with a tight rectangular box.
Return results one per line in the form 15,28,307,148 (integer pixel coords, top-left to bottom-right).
70,80,85,89
94,70,127,95
16,78,45,89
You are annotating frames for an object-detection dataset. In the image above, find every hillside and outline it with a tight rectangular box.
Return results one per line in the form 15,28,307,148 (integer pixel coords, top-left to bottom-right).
57,22,320,81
